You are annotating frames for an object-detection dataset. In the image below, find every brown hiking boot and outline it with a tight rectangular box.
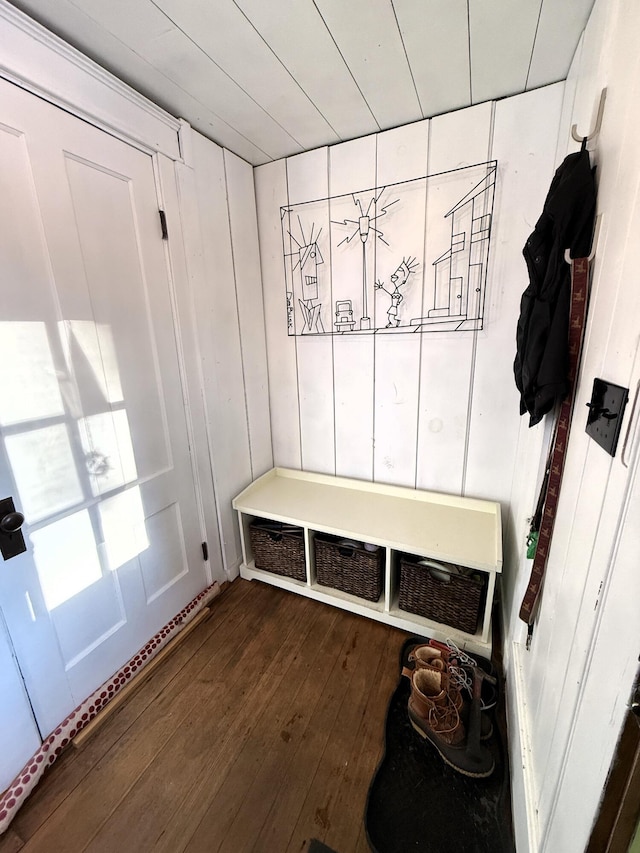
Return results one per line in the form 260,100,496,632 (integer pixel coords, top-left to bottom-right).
409,643,449,671
406,643,493,741
404,666,495,778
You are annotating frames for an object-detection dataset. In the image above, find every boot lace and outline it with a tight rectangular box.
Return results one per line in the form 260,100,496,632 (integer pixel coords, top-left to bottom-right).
426,692,460,736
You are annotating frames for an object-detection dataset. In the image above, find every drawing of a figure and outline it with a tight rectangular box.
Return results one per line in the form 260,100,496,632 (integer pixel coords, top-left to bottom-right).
375,257,418,327
297,239,324,333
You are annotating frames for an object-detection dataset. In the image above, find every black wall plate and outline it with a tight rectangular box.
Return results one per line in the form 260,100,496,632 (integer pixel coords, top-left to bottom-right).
585,378,629,457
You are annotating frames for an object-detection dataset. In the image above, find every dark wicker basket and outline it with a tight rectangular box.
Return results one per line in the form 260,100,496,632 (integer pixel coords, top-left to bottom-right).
314,535,383,602
398,555,486,635
249,520,306,581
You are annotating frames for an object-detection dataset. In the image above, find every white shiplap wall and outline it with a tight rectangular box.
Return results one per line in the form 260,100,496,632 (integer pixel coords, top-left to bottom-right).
503,0,640,849
255,84,564,516
177,128,273,579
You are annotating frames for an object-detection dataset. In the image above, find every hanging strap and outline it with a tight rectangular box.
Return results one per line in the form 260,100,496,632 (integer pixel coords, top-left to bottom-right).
519,257,590,628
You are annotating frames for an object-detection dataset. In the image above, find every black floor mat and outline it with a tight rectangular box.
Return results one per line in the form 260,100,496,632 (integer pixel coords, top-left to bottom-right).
365,637,515,853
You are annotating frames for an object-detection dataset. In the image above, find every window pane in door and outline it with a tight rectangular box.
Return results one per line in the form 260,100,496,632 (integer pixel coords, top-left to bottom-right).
30,509,102,610
99,486,149,571
0,321,64,425
66,320,124,405
5,424,83,520
79,410,137,496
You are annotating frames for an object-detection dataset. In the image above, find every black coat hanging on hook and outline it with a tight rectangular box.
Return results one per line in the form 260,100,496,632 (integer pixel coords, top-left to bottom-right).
513,140,596,426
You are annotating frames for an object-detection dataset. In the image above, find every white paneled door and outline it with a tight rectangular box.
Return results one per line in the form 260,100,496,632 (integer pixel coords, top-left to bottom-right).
0,76,207,756
0,612,40,792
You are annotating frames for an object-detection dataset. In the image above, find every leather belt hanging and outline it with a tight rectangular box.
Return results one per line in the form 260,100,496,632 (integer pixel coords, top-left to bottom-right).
519,257,590,631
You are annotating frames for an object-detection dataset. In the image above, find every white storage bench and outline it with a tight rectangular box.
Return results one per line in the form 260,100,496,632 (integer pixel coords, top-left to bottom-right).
232,468,502,655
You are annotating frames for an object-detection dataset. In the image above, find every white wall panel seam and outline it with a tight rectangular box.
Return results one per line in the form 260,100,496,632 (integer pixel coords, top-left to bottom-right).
252,180,277,471
326,149,338,476
524,0,545,92
391,0,472,119
466,0,473,105
147,0,305,153
311,0,421,129
462,101,497,499
468,0,544,107
310,0,382,132
284,157,305,469
256,241,277,470
413,121,432,489
371,132,378,482
324,157,338,476
223,150,255,481
230,0,342,142
389,1,424,121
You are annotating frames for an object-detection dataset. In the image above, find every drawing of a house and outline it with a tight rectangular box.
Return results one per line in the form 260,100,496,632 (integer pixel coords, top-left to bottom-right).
411,163,497,332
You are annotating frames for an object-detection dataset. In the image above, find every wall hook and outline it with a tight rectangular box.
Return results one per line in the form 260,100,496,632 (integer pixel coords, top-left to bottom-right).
564,213,602,265
571,88,607,144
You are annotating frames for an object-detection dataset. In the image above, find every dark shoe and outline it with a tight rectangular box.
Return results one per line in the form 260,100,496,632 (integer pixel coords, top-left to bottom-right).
404,666,495,778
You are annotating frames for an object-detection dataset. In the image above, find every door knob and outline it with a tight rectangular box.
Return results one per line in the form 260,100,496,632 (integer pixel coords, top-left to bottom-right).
0,511,24,533
0,497,27,560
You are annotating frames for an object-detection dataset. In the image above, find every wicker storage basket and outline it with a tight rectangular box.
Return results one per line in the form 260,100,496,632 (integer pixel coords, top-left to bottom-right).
249,520,306,581
314,535,383,602
398,555,486,634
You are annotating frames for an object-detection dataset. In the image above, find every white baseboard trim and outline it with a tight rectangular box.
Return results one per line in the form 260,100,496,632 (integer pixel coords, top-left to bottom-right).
507,641,540,853
225,557,242,582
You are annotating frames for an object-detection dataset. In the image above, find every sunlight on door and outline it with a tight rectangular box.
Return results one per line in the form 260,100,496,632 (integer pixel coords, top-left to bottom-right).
0,88,206,738
30,511,101,611
0,319,149,612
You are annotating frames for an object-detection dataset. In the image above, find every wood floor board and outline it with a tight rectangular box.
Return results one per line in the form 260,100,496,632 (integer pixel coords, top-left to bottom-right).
322,628,403,853
9,579,253,843
355,824,374,852
0,828,24,853
90,591,324,853
151,593,331,853
284,620,398,853
248,615,394,853
81,585,314,853
19,582,290,852
186,603,355,853
2,581,409,853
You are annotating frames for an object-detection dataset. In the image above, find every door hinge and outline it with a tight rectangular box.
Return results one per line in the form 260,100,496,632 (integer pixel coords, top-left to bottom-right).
201,541,209,561
159,209,168,240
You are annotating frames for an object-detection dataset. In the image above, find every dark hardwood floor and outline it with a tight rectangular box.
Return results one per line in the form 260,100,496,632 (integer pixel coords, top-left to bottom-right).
1,580,409,853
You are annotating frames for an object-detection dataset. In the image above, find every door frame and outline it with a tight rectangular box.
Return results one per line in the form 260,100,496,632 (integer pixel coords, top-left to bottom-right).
153,148,224,585
587,705,640,853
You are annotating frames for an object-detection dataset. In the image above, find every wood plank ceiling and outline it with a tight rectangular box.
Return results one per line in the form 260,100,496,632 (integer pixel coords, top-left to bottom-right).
8,0,595,165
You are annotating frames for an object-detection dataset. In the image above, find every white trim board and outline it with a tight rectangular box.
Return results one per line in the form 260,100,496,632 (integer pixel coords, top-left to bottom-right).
508,641,540,853
0,0,182,160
